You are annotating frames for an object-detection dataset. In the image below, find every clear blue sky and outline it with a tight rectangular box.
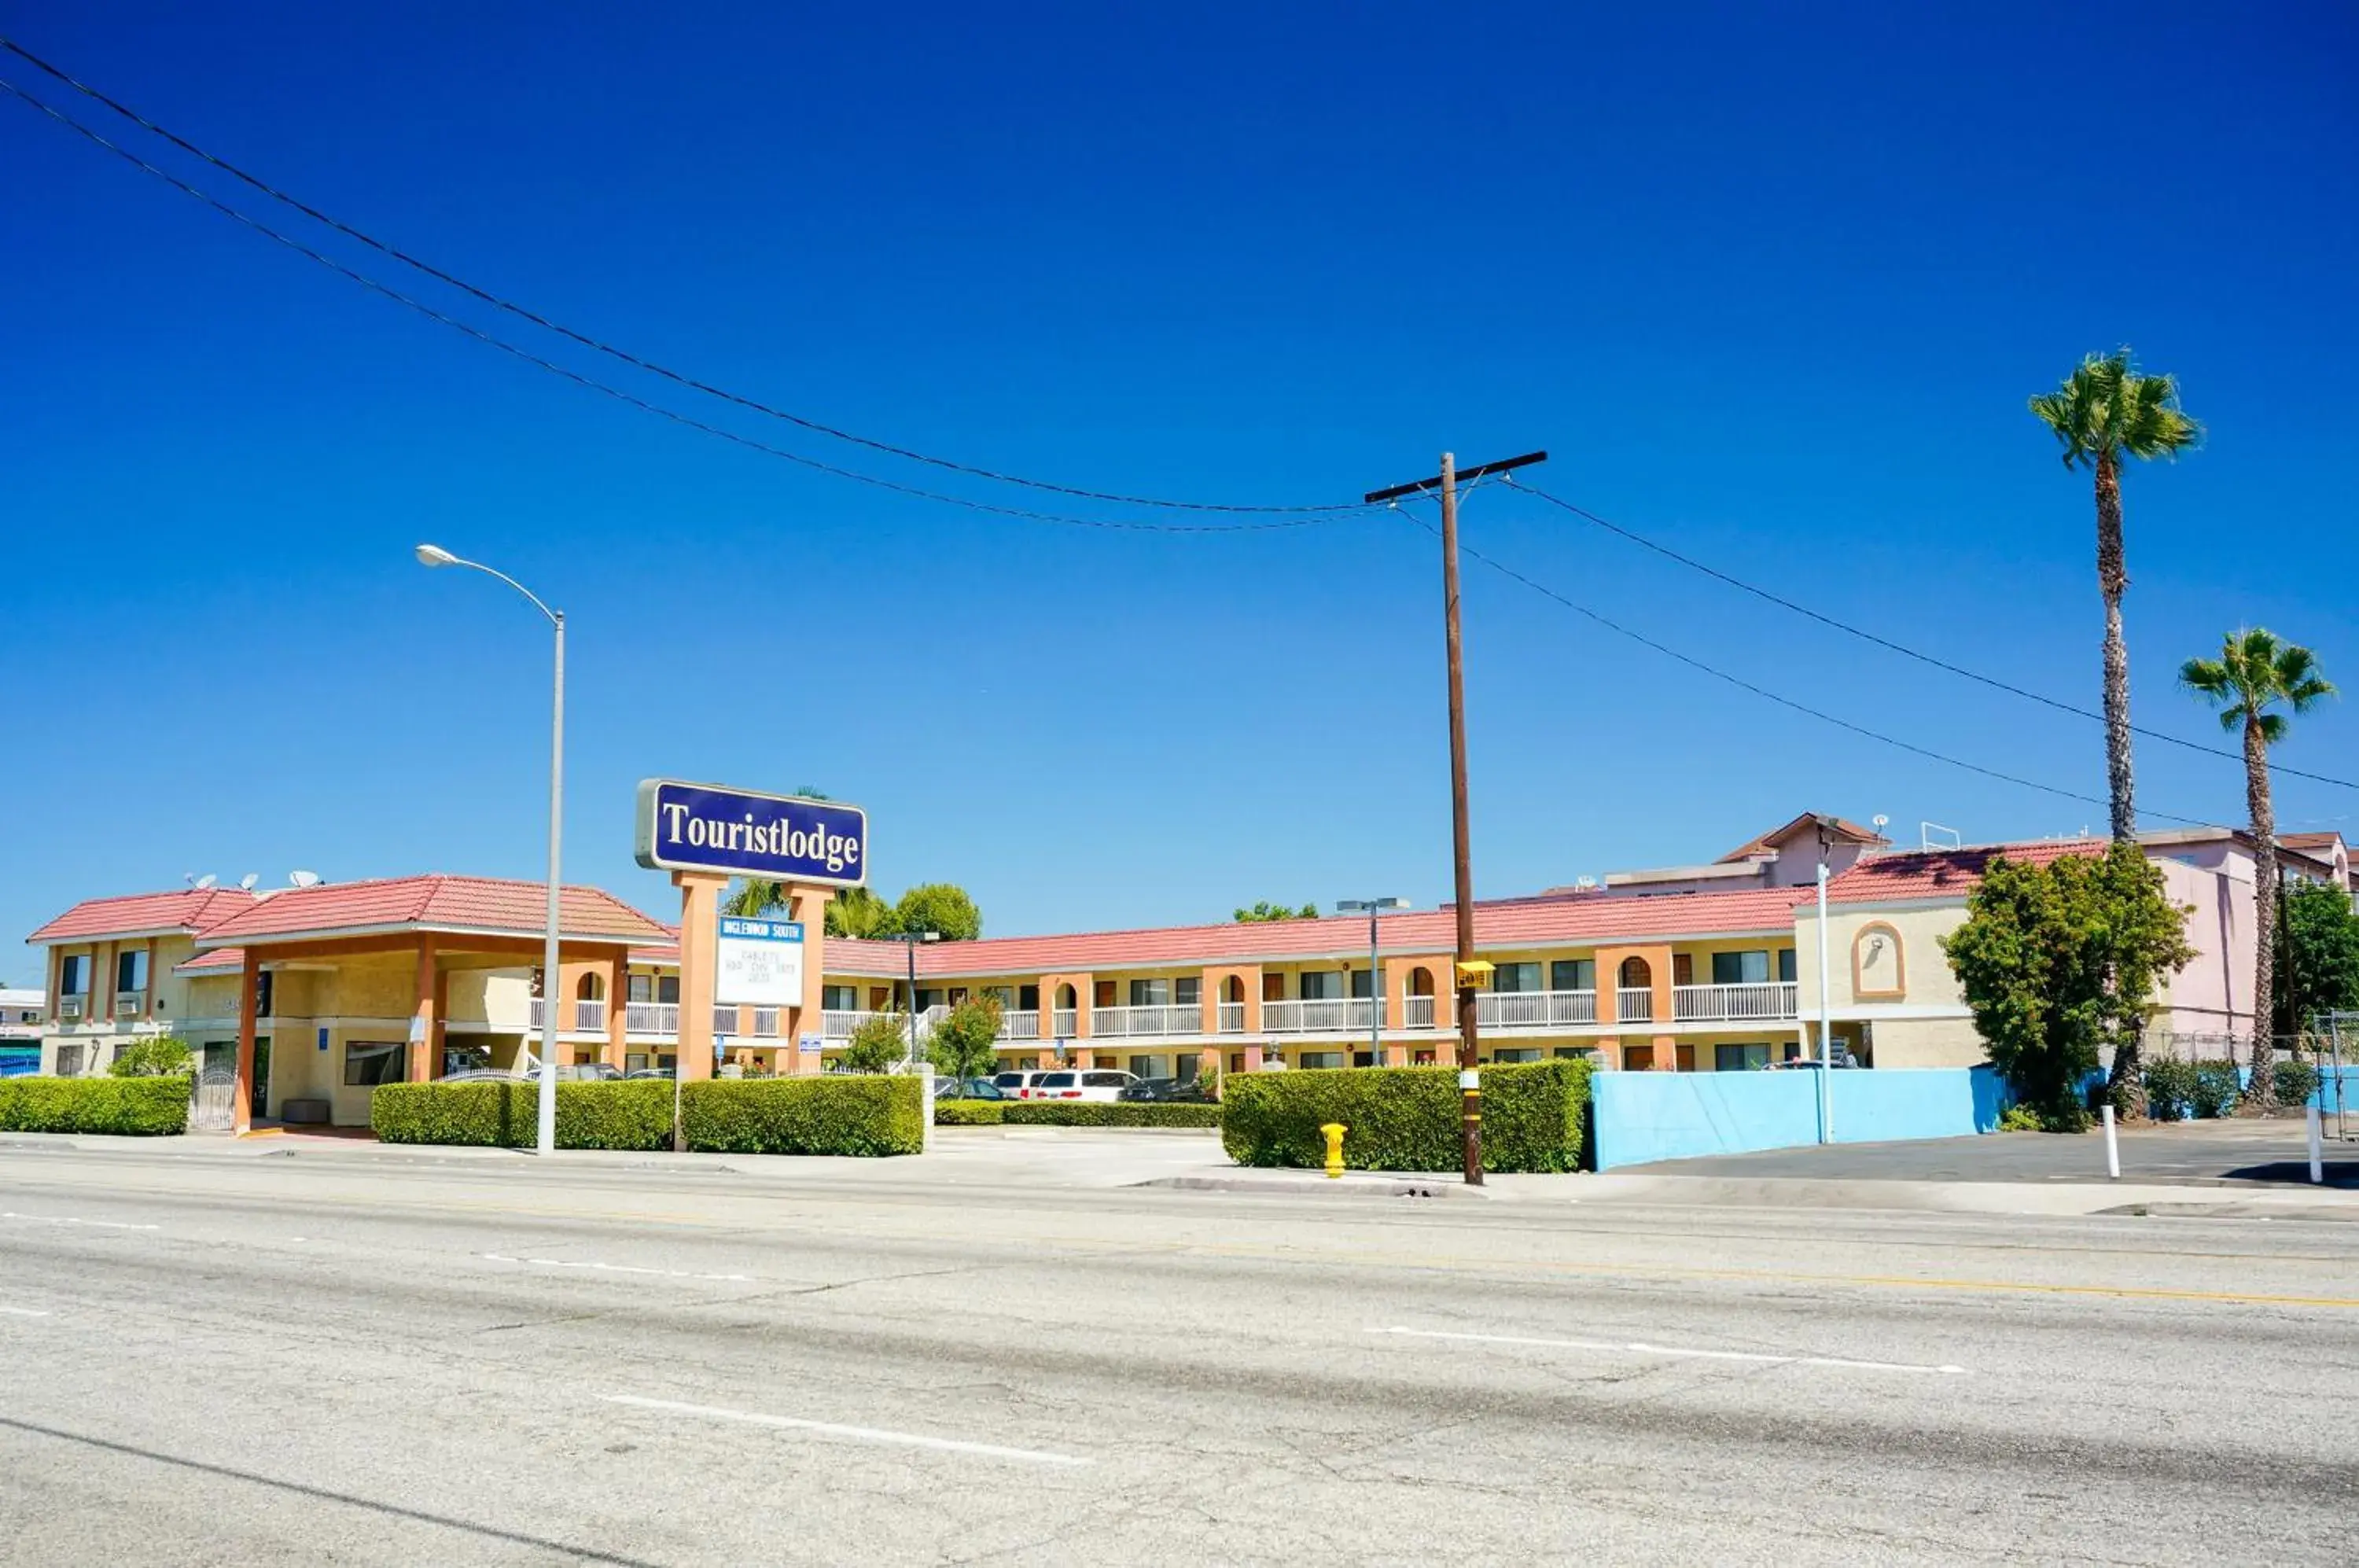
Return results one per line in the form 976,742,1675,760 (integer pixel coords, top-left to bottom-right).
6,2,2356,981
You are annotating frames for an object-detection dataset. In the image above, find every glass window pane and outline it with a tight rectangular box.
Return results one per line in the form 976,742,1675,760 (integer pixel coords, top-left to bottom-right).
1778,948,1798,983
1495,963,1540,994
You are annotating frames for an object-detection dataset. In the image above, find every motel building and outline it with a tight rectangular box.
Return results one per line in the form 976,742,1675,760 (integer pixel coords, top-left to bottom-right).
23,813,2328,1129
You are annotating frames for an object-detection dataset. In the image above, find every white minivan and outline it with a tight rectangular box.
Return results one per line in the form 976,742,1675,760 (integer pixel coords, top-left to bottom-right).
1025,1069,1138,1103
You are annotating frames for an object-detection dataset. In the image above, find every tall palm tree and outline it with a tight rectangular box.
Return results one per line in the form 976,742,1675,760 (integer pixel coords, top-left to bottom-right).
2181,629,2336,1108
2029,350,2202,841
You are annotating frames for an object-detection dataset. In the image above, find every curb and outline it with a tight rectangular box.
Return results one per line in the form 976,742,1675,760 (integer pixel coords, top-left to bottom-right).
1138,1172,1497,1200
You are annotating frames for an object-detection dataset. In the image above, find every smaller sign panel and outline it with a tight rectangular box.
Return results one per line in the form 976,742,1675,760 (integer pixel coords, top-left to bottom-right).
716,918,804,1007
635,779,867,888
798,1033,823,1055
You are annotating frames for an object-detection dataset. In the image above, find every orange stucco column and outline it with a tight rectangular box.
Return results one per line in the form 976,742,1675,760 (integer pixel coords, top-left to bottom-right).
408,938,439,1084
787,886,834,1076
605,950,628,1069
673,870,729,1083
233,950,259,1134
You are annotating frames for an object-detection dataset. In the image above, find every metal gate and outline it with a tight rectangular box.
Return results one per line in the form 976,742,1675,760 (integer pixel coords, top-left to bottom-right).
190,1063,236,1132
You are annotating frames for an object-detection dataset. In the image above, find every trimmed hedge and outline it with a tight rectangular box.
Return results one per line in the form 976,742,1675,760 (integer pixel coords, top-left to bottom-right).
681,1076,922,1157
2276,1060,2322,1107
373,1080,675,1150
0,1075,191,1136
1221,1060,1592,1173
1003,1102,1221,1128
935,1099,1006,1125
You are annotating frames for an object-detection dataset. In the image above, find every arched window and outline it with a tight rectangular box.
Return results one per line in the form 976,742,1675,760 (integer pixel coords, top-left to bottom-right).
576,972,605,1002
1222,975,1245,1004
1408,966,1436,996
1617,955,1652,988
1056,983,1077,1010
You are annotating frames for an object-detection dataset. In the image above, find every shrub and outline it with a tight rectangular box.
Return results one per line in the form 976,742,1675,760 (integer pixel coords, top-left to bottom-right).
1221,1060,1591,1173
837,1011,911,1075
2142,1057,2196,1121
927,997,1004,1080
934,1099,1006,1126
682,1076,922,1156
1000,1102,1222,1128
0,1075,190,1135
2275,1059,2322,1107
2191,1060,2242,1119
371,1080,675,1150
1999,1104,2046,1132
109,1036,193,1078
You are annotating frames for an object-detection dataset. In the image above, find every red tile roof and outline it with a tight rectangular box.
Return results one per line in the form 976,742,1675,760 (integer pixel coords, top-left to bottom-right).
192,875,669,948
1717,812,1890,864
27,887,264,944
1826,839,2109,904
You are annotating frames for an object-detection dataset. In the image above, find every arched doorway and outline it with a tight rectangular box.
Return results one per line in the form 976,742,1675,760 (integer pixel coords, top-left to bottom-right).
1221,975,1244,1004
1408,966,1436,1028
576,972,605,1001
1616,956,1651,989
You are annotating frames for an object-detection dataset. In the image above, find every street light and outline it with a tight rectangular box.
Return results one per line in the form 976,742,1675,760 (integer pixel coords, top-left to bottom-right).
416,543,565,1158
1336,898,1410,1066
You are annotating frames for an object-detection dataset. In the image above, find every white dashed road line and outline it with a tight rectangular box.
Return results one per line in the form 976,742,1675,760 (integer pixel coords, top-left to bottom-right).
1368,1325,1967,1375
480,1252,752,1283
598,1393,1091,1467
0,1306,50,1318
1,1212,160,1231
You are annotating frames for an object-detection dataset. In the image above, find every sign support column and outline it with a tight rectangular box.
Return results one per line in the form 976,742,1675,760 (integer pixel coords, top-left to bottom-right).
672,869,727,1150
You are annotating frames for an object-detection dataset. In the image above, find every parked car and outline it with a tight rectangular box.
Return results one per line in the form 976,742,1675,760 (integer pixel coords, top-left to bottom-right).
625,1067,675,1080
437,1068,521,1084
1117,1077,1212,1104
1768,1051,1860,1071
993,1070,1058,1099
943,1077,1005,1100
1027,1069,1139,1103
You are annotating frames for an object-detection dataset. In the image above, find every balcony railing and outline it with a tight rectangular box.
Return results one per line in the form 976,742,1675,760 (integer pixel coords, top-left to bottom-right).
1002,1009,1041,1040
749,1007,782,1038
1217,1002,1246,1033
1260,997,1380,1035
1051,1007,1077,1039
625,1002,679,1035
1615,988,1654,1023
1089,1003,1203,1038
1478,989,1597,1029
821,1005,950,1040
1405,996,1436,1029
1672,981,1798,1022
529,999,608,1032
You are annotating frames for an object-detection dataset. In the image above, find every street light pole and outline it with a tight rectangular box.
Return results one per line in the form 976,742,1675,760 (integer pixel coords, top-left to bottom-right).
1336,898,1410,1066
416,544,564,1158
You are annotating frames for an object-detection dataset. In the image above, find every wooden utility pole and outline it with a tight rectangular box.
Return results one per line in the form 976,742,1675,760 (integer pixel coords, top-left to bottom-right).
1364,448,1547,1187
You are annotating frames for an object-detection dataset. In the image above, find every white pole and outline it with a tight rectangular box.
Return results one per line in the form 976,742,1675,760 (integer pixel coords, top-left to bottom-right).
2310,1104,2326,1185
2102,1103,2120,1180
1816,855,1834,1143
537,611,564,1158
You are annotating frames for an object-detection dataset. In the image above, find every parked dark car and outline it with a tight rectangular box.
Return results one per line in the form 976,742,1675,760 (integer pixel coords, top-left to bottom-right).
933,1077,1006,1101
1117,1077,1213,1104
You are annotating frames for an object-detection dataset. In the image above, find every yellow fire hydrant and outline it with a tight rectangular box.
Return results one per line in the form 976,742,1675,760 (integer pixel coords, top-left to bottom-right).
1320,1121,1348,1179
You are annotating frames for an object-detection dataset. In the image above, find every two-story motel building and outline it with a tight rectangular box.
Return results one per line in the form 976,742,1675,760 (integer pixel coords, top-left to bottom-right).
25,813,2327,1127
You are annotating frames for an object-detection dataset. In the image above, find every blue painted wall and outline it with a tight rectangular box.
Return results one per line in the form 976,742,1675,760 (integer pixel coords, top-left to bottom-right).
1592,1066,2005,1170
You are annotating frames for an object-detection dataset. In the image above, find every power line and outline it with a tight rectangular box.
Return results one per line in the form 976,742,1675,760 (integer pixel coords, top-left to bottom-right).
0,35,1361,519
1505,475,2359,793
1,74,1351,536
1389,501,2213,828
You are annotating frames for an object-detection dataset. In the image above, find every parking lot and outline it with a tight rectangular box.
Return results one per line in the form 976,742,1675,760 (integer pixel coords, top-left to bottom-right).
1615,1114,2355,1187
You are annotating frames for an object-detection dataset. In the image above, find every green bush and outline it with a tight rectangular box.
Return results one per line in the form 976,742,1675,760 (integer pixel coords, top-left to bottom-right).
1999,1104,2046,1132
837,1012,911,1075
0,1075,190,1136
682,1076,922,1156
934,1099,1006,1125
2142,1057,2196,1121
2275,1059,2322,1107
109,1036,193,1078
1221,1060,1592,1173
2191,1060,2242,1119
1000,1101,1221,1128
372,1080,675,1150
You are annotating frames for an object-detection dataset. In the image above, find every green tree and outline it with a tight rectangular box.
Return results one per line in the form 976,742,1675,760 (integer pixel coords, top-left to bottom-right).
2276,880,2359,1037
2182,628,2337,1106
825,886,901,939
108,1036,193,1077
1234,901,1320,922
1941,842,2195,1127
2029,349,2202,844
927,995,1005,1080
837,1010,912,1074
895,883,982,941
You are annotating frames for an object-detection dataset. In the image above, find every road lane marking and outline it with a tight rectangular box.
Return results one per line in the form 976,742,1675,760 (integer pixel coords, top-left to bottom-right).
1369,1325,1967,1375
0,1306,50,1318
1,1212,160,1231
480,1253,752,1283
597,1394,1090,1467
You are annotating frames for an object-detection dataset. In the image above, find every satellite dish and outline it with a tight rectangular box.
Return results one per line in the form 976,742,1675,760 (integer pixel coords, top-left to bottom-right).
192,874,218,890
1871,815,1890,830
288,870,322,888
237,874,259,891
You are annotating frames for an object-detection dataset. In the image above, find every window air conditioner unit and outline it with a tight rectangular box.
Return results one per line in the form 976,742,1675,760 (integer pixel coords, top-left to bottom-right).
117,996,142,1018
59,997,83,1020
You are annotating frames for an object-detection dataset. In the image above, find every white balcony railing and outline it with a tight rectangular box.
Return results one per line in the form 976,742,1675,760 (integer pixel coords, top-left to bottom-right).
1217,1002,1246,1033
1614,988,1654,1023
714,1004,739,1036
529,999,609,1032
1260,997,1381,1035
1405,996,1436,1029
625,1002,679,1035
750,1007,781,1038
1477,988,1598,1029
1051,1007,1078,1039
822,1009,868,1040
1673,981,1798,1022
1089,1004,1203,1038
1002,1009,1041,1040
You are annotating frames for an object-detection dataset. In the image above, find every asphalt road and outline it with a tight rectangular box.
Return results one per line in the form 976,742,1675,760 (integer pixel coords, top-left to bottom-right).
3,1139,2356,1566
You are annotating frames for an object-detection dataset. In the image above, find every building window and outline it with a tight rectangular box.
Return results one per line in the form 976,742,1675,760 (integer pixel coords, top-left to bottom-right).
1551,959,1595,992
1494,963,1540,994
626,1052,649,1074
1348,968,1378,999
1778,948,1798,983
1128,978,1171,1007
1716,1043,1770,1072
116,949,149,994
1018,985,1040,1010
917,989,945,1012
58,1044,86,1076
1492,1047,1541,1063
1301,1051,1345,1069
343,1040,406,1088
255,970,274,1018
1711,951,1771,985
1551,1046,1599,1061
657,976,680,1005
59,955,88,996
1174,977,1200,1007
628,974,653,1003
822,985,858,1011
1298,972,1342,1001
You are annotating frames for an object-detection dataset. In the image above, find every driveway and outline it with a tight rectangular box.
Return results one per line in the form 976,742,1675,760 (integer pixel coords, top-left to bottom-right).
1614,1115,2355,1187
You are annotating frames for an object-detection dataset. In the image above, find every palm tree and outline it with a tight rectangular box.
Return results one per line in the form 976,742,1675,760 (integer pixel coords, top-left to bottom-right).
2181,629,2336,1108
2029,350,2202,841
